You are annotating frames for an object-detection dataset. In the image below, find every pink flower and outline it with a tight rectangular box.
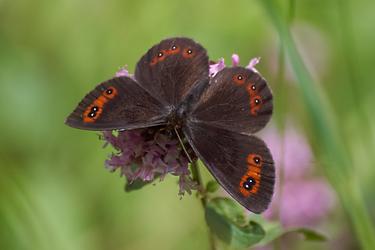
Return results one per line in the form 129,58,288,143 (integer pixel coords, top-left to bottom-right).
209,54,261,77
246,57,260,73
102,127,197,196
209,58,225,77
115,66,131,77
231,54,240,66
261,123,335,227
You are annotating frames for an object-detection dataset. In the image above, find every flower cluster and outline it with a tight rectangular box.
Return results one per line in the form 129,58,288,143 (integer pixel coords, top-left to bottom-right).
102,127,197,195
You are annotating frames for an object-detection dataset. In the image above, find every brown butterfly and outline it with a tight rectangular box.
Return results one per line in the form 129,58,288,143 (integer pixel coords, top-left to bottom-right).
66,37,274,213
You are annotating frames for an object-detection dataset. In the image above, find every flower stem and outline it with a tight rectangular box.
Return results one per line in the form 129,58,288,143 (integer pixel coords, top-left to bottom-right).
190,161,216,250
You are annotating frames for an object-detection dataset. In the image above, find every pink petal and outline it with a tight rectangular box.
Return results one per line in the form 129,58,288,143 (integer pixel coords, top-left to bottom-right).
231,54,240,67
246,57,261,72
209,58,225,77
115,66,130,77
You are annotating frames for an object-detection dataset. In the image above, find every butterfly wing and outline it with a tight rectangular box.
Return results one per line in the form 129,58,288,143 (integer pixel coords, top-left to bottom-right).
190,67,273,134
184,122,274,213
65,76,168,130
184,66,274,213
135,37,209,106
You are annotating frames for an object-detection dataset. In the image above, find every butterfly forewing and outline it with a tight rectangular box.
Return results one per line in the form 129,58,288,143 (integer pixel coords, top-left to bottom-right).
184,122,275,213
135,37,209,106
190,67,273,134
65,76,168,130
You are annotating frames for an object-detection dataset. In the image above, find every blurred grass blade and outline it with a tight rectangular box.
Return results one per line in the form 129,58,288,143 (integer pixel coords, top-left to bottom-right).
258,0,375,249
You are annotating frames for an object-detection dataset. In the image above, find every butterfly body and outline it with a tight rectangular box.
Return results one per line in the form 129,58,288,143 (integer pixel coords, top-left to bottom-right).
66,37,275,213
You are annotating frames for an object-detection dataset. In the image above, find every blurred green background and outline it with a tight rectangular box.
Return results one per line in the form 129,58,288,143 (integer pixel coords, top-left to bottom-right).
1,0,375,249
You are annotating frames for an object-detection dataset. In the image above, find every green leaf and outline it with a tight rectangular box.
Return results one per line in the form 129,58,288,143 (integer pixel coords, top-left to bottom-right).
256,224,326,247
255,221,283,246
124,179,154,192
206,180,219,193
291,228,327,241
205,197,265,248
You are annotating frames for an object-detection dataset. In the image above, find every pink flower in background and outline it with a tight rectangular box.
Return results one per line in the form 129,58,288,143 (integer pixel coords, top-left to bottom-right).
261,123,335,227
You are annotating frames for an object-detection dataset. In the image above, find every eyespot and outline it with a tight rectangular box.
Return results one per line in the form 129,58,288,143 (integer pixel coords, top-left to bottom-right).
243,177,256,190
183,48,194,58
247,154,263,167
103,87,117,99
251,95,262,115
239,171,261,196
233,74,246,85
167,45,180,55
254,157,260,164
156,50,168,61
91,106,99,112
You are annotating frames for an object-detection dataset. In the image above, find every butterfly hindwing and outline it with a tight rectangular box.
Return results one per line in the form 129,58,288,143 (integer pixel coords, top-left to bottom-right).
65,76,168,130
135,37,209,106
184,122,275,213
190,67,273,134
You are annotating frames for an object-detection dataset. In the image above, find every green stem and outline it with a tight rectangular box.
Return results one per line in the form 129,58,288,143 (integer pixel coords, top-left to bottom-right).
336,0,373,149
190,161,216,250
273,2,292,249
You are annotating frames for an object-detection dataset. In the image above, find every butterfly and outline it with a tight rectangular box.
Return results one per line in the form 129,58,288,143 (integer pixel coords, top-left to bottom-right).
65,37,274,213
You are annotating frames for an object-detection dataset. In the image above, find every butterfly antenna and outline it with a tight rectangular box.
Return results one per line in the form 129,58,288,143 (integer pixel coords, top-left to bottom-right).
174,126,193,163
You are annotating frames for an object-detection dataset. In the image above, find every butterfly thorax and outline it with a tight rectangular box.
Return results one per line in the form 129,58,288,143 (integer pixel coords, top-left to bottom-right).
166,105,187,130
167,77,210,130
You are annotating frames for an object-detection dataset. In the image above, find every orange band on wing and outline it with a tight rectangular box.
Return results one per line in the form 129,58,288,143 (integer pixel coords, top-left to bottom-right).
166,46,180,55
231,76,263,116
83,87,118,123
149,45,182,66
246,83,262,116
239,153,263,197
